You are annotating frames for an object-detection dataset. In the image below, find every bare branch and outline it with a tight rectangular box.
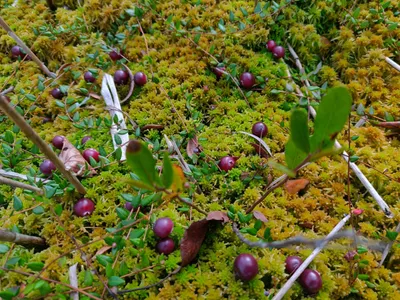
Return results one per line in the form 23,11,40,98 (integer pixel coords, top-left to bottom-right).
0,229,46,247
385,57,400,72
69,263,79,300
0,86,14,95
0,175,43,195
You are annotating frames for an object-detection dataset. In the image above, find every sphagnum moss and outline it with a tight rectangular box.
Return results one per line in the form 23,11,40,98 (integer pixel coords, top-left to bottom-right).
0,0,400,299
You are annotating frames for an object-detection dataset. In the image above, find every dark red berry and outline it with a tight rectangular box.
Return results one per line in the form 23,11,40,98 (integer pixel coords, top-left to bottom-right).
299,269,322,294
285,256,303,275
84,71,96,83
50,88,65,99
73,198,95,217
52,135,65,150
11,46,23,59
4,96,11,102
81,136,91,145
218,156,236,171
42,116,52,123
252,122,268,138
272,46,285,59
133,72,147,86
266,40,277,52
39,160,56,175
82,148,100,163
234,253,258,281
240,72,256,89
156,238,175,255
153,217,174,238
124,202,133,211
109,49,124,61
114,70,129,85
213,66,226,80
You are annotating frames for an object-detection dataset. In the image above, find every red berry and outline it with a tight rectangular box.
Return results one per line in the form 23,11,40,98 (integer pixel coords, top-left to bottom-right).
234,254,258,281
156,238,175,255
4,96,11,102
81,136,92,145
299,269,322,294
240,72,256,89
82,148,100,163
153,217,174,238
73,198,95,217
252,122,268,138
109,49,124,61
133,72,147,86
50,88,65,99
84,71,96,83
213,66,226,80
266,40,277,52
285,256,303,275
40,160,56,175
52,135,65,150
218,156,236,171
11,46,24,59
114,70,129,85
272,46,285,59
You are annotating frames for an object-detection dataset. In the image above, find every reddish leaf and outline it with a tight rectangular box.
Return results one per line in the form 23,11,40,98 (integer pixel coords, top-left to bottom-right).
180,219,209,267
59,139,96,176
251,143,270,159
206,211,229,223
253,211,268,223
284,178,309,194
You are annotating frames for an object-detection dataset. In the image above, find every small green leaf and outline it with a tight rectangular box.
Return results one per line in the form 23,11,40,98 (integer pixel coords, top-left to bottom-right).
358,274,369,281
290,109,310,153
116,207,129,220
27,262,44,271
264,227,272,241
54,204,63,216
96,255,113,267
126,140,158,187
161,153,173,188
0,244,10,254
386,231,399,241
13,195,23,211
350,155,359,162
84,270,93,286
357,246,368,254
284,139,308,171
310,87,352,152
32,206,44,215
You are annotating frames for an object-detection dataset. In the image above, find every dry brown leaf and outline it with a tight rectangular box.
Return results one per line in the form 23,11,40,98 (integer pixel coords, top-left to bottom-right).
180,219,209,267
253,211,268,223
206,211,229,223
186,136,201,158
59,139,96,177
284,178,309,194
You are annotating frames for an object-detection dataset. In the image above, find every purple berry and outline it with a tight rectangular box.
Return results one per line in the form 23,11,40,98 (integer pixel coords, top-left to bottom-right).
114,70,129,85
81,136,92,145
266,40,277,52
84,71,96,83
153,217,174,238
285,256,303,275
133,72,147,86
124,202,133,211
73,198,95,217
252,122,268,138
218,156,236,171
11,46,24,59
50,88,65,99
52,135,65,150
156,238,175,255
109,49,124,61
299,269,322,294
240,72,256,89
39,160,56,175
272,46,285,59
234,253,258,281
82,148,100,163
213,66,226,80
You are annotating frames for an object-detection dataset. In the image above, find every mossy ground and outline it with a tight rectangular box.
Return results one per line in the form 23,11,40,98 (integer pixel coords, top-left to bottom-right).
0,0,400,299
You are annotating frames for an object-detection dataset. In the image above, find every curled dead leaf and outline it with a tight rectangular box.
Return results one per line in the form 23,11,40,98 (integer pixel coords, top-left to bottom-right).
206,211,229,223
251,143,270,159
59,139,96,177
253,211,268,223
284,178,309,195
187,136,202,158
180,219,209,267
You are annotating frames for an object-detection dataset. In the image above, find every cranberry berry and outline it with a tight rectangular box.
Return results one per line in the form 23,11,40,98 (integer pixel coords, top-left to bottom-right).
109,49,124,61
50,88,65,99
133,72,147,86
82,148,100,163
81,136,92,145
40,160,56,176
52,135,65,150
156,238,175,255
272,46,285,59
114,70,129,85
285,256,303,275
124,202,133,211
299,269,322,294
240,72,256,89
218,156,236,172
84,71,96,83
213,66,226,80
11,46,24,59
153,217,174,238
252,122,268,138
266,40,277,52
73,198,95,217
234,253,259,281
